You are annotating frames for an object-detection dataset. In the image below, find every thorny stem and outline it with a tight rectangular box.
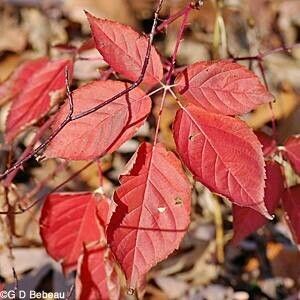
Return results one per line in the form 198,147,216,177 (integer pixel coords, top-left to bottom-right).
3,117,54,187
70,0,163,120
65,69,74,117
153,3,192,145
1,1,291,181
156,3,191,33
155,0,204,33
233,44,300,140
0,0,165,180
0,70,75,180
165,5,192,84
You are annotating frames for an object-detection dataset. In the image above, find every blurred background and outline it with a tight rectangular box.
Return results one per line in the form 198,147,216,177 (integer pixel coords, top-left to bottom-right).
0,0,299,299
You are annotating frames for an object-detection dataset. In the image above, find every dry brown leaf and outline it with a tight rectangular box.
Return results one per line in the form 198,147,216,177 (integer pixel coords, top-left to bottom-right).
278,0,300,46
74,49,106,81
0,55,22,82
245,0,280,49
63,0,138,32
146,285,169,300
246,84,300,129
128,0,158,20
245,242,300,284
0,248,49,280
69,159,112,192
0,12,27,53
265,53,300,89
153,94,177,149
155,276,188,299
271,247,300,284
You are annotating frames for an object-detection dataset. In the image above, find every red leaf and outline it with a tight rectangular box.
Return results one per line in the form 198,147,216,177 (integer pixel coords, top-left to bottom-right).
282,185,300,244
175,60,273,115
173,104,270,218
86,12,163,86
45,80,151,160
0,58,48,106
40,192,108,273
283,136,300,175
107,142,191,289
96,192,116,232
255,131,277,157
5,58,73,142
232,161,284,244
76,245,121,300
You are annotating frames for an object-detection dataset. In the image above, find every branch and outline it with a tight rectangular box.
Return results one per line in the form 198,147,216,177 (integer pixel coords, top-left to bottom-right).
154,2,193,145
233,43,300,61
3,117,53,187
0,0,165,181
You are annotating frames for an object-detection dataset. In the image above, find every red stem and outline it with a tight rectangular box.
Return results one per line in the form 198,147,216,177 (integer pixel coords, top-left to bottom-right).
257,60,277,139
3,117,54,187
153,4,192,145
156,4,190,33
0,0,165,180
233,43,300,62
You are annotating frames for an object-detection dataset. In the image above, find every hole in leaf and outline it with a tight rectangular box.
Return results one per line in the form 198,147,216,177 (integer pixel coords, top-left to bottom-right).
157,207,166,213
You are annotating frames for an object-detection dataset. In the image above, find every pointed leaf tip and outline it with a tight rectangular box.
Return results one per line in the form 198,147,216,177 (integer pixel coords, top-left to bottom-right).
40,192,108,273
86,13,163,85
107,142,191,288
173,105,268,217
232,161,284,244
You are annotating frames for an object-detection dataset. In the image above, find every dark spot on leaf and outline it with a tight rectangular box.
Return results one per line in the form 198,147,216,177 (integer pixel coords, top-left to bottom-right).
175,197,183,206
127,288,135,295
189,134,195,141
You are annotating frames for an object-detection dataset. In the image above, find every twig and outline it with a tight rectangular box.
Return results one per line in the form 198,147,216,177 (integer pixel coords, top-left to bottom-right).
17,161,67,208
257,60,277,139
0,0,165,181
3,118,54,188
233,43,300,62
233,45,299,139
165,5,191,84
155,0,204,33
153,3,192,145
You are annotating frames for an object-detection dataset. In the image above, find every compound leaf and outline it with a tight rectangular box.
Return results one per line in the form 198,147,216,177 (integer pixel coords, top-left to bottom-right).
107,142,191,289
173,104,270,218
